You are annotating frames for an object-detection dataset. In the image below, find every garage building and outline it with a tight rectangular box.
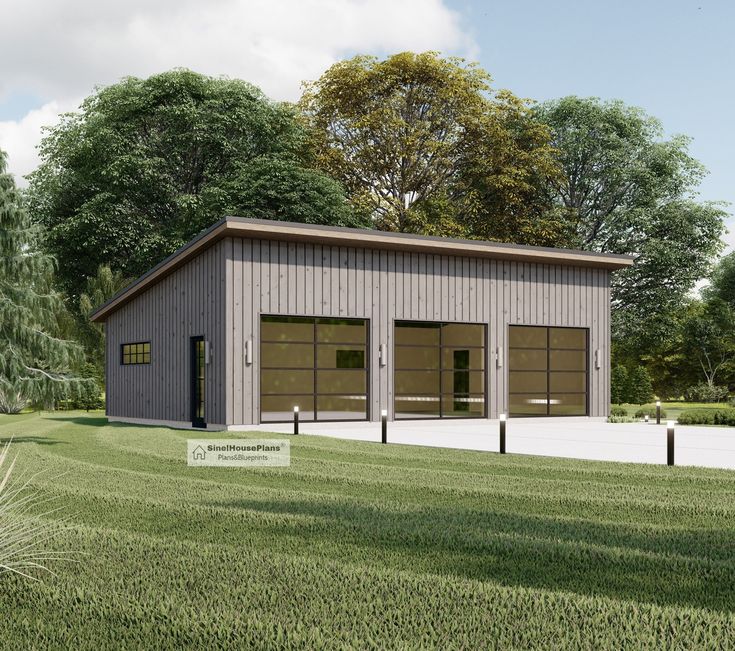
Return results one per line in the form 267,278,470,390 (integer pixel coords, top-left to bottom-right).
90,217,634,429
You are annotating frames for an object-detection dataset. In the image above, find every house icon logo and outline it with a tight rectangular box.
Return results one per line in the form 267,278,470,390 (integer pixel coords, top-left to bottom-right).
192,445,206,461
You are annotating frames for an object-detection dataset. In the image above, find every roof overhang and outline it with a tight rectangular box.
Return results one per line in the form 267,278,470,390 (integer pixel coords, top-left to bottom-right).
90,216,635,323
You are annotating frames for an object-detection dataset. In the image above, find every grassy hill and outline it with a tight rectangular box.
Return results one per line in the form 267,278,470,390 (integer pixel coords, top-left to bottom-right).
1,411,734,649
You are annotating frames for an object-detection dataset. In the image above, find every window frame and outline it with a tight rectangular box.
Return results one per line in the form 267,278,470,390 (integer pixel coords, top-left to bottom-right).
120,341,151,366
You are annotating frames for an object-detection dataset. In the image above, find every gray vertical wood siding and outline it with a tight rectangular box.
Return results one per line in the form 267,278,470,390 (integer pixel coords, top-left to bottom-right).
105,235,611,426
222,236,611,425
105,240,227,426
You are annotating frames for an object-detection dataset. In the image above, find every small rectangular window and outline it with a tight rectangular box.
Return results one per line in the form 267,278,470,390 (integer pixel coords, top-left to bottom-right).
121,342,151,365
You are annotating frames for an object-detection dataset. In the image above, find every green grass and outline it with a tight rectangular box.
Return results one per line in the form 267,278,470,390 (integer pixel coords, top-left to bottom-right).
616,401,731,420
1,411,735,649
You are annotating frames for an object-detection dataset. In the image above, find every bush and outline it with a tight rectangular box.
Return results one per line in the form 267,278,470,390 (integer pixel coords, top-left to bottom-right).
607,415,634,423
677,408,735,426
609,405,627,417
634,406,667,419
683,383,730,403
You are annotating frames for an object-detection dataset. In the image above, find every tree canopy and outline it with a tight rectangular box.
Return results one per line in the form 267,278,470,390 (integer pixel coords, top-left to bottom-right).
534,97,726,350
28,69,363,297
0,149,90,412
300,52,561,239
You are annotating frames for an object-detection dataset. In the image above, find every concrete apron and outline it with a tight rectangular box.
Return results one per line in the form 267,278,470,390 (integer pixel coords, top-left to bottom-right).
245,418,735,470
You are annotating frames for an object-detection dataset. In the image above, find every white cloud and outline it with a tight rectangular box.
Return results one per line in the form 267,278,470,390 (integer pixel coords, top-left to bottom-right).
0,0,475,184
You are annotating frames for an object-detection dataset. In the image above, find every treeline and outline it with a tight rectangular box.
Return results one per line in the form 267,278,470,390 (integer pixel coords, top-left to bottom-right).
0,53,730,411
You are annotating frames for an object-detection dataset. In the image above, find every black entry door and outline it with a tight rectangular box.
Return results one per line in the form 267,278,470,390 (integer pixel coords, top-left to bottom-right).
190,336,206,428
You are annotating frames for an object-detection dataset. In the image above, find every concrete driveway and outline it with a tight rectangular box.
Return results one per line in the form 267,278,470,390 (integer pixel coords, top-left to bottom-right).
249,418,735,470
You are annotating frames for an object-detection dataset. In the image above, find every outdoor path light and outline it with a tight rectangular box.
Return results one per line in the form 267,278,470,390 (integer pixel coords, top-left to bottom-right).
656,401,661,425
381,409,387,444
293,406,299,435
667,421,675,466
499,413,506,454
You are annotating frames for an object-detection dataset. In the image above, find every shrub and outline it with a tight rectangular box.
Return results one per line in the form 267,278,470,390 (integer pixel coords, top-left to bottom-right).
683,383,730,403
607,415,634,423
609,405,627,417
634,406,667,419
677,408,735,426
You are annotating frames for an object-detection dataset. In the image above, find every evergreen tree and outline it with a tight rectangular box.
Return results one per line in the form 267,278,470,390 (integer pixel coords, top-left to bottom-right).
0,149,91,412
627,366,654,405
610,365,629,404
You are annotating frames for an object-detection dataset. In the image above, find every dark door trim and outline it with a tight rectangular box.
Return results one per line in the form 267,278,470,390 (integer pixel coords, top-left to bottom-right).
190,336,206,428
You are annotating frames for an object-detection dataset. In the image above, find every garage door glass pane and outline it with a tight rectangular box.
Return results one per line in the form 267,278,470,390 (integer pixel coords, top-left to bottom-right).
317,370,366,394
442,323,485,347
550,350,586,371
316,320,366,344
441,370,484,395
395,346,440,370
394,397,440,419
394,322,440,346
261,395,315,422
317,395,368,420
509,394,548,415
261,370,314,394
316,345,365,369
550,372,586,393
508,349,547,371
509,326,546,348
441,347,484,370
549,393,586,415
262,343,314,368
261,317,314,342
549,328,586,349
395,370,439,395
509,371,547,394
441,394,485,417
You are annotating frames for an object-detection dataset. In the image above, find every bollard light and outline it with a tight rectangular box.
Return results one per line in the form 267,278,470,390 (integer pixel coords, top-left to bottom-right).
381,409,387,444
644,414,649,423
499,413,507,454
293,405,299,436
656,400,661,425
667,420,675,466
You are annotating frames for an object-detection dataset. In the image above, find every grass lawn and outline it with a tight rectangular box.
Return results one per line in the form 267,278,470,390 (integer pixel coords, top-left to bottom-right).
1,412,735,649
616,401,731,420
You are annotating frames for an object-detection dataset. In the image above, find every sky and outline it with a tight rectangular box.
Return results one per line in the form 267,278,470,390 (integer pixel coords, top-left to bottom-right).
0,0,732,247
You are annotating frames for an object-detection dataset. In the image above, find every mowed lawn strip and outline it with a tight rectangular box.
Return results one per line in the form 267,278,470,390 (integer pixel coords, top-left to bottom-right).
1,412,734,649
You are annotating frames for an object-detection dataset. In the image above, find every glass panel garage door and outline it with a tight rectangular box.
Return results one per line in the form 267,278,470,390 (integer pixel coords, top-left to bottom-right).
508,326,588,416
394,321,486,419
260,316,368,422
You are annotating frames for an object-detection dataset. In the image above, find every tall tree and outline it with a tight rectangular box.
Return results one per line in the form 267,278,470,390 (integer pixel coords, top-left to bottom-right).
300,52,560,237
28,69,363,298
534,97,726,350
0,150,90,413
703,251,735,307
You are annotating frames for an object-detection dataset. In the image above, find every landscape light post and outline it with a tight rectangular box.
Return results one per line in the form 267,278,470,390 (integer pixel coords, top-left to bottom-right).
656,401,661,425
293,406,299,435
499,413,506,454
381,409,387,444
667,421,675,466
